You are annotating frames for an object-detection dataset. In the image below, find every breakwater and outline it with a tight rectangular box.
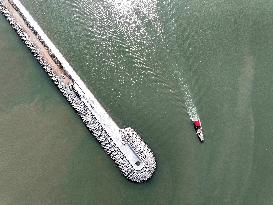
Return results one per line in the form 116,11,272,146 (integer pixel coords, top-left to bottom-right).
0,0,156,183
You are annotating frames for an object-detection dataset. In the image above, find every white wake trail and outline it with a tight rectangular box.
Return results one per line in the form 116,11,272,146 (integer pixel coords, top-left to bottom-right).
174,71,200,121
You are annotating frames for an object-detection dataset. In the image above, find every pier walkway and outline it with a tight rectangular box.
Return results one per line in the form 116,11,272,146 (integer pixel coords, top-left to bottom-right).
0,0,156,182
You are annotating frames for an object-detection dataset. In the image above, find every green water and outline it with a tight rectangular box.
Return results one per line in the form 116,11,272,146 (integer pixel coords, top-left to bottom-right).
1,0,273,204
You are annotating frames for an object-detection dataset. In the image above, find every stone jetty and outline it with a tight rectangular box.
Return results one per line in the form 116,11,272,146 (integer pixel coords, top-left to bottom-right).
0,0,156,183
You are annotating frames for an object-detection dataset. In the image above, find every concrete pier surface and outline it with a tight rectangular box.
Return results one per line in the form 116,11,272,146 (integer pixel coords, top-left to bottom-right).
0,0,156,182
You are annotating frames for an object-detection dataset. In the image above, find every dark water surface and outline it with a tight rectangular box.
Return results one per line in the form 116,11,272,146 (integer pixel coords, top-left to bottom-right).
1,0,273,204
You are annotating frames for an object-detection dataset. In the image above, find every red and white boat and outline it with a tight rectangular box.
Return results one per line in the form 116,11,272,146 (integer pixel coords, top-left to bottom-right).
192,119,204,142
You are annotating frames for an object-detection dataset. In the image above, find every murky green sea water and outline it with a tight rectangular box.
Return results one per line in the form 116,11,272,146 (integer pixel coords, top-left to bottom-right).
1,0,273,204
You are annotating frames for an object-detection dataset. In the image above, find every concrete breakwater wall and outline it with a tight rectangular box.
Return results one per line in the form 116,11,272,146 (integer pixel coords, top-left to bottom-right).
0,0,156,182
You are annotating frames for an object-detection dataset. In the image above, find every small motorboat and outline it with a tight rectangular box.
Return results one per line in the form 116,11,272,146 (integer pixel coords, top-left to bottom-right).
192,119,204,142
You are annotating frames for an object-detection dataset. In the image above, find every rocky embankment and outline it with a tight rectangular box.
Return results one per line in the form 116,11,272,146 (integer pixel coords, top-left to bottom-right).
0,0,156,182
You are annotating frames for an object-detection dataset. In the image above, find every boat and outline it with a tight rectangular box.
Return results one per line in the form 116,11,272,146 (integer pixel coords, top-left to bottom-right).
192,118,204,142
